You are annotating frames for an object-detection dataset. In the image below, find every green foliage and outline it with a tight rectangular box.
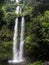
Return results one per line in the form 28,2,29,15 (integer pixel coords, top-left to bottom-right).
25,10,49,60
0,9,5,28
0,41,12,58
38,11,49,28
28,61,43,65
25,0,49,13
4,12,16,26
0,25,13,60
23,6,33,16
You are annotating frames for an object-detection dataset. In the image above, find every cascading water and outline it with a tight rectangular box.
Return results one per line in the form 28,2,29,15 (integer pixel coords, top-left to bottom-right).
13,18,19,61
19,17,25,60
8,0,25,63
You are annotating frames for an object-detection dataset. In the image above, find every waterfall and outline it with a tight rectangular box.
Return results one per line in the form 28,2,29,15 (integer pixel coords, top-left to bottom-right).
13,18,19,61
8,0,25,63
16,0,19,3
19,17,25,60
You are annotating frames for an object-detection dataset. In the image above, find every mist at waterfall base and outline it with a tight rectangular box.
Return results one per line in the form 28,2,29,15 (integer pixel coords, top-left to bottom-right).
8,0,25,64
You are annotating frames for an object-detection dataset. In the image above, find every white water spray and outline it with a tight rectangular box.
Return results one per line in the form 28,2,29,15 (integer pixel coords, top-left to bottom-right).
8,0,25,63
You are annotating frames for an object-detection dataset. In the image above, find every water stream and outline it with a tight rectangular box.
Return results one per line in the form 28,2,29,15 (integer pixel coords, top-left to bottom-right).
8,0,25,63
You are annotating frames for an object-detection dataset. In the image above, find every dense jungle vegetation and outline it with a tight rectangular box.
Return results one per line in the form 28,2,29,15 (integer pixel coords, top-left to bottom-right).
0,0,49,65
